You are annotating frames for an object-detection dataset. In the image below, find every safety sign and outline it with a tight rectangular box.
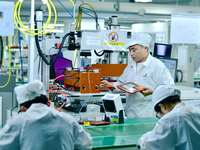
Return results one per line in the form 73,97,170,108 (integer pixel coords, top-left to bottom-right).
108,32,119,42
103,30,127,51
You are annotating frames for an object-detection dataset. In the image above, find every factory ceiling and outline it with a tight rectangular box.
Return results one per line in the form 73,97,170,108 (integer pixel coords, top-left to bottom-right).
3,0,200,30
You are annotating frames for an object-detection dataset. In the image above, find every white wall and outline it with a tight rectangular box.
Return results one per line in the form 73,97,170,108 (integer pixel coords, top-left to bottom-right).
130,22,169,62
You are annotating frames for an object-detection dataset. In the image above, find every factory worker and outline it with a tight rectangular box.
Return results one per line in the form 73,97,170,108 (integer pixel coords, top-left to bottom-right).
138,85,200,150
0,80,92,150
101,32,174,118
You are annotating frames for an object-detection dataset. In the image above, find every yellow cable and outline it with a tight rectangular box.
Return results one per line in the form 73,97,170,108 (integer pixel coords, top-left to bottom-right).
80,3,95,11
73,50,78,68
14,0,57,36
75,7,82,30
14,2,51,35
17,2,51,32
75,3,96,30
17,3,50,35
0,36,11,88
69,0,75,6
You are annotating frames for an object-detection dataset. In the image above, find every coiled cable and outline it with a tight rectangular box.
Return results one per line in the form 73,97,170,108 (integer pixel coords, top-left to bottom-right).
14,0,57,35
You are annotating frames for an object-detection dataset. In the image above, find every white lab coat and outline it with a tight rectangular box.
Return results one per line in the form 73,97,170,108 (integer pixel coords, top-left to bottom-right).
138,102,200,150
0,103,92,150
113,54,174,118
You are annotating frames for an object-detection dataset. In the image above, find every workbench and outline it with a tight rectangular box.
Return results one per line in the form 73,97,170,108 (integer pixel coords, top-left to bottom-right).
84,117,158,149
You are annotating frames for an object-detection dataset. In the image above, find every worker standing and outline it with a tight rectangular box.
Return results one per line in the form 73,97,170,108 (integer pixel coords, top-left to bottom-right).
0,80,92,150
138,85,200,149
101,32,174,118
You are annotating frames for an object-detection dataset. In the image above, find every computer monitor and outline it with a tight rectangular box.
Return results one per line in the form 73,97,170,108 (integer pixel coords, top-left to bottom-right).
158,58,178,82
50,55,73,82
153,43,172,58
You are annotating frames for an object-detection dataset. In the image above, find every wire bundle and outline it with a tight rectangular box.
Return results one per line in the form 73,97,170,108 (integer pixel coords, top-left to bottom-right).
57,0,76,20
14,0,57,36
0,36,3,66
48,75,68,111
75,3,99,30
0,36,11,88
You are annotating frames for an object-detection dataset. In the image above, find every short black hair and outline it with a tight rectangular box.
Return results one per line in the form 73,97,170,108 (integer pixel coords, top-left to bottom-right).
20,94,48,109
154,95,181,113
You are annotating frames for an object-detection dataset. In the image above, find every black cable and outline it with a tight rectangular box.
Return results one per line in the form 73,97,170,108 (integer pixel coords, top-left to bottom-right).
38,56,41,75
35,25,70,66
94,50,105,56
0,36,3,63
68,79,79,91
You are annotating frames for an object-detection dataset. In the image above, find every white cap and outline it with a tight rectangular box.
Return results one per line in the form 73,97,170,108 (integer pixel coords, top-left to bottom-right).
152,85,181,108
127,32,152,48
14,80,46,105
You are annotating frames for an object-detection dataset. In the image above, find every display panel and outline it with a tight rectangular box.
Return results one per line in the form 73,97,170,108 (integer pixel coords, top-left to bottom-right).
103,100,116,113
153,43,172,58
158,58,178,82
51,55,73,82
117,82,145,94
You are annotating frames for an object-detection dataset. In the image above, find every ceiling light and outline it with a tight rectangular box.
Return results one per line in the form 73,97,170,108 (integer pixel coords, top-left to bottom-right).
135,0,152,2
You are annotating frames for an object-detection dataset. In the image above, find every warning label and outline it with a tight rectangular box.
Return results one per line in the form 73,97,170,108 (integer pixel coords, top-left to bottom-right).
108,32,119,42
103,30,127,51
104,42,125,46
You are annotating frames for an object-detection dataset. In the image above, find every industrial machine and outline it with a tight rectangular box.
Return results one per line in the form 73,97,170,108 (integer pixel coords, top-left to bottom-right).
102,94,124,123
64,67,101,94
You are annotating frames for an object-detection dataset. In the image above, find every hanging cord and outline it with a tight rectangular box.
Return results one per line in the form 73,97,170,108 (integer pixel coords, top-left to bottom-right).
75,3,99,30
71,0,77,20
37,56,41,78
35,28,70,65
57,0,76,20
73,3,99,66
0,36,3,64
73,50,78,68
48,75,68,111
18,24,24,84
0,36,11,88
14,0,57,35
94,50,104,56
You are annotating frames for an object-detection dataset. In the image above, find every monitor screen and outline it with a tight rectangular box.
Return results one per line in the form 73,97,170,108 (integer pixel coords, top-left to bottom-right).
153,43,172,58
51,55,73,82
158,58,178,82
103,99,116,113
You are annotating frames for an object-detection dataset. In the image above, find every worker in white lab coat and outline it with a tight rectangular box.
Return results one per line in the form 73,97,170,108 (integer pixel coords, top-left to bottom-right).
101,32,174,118
0,80,92,150
138,85,200,150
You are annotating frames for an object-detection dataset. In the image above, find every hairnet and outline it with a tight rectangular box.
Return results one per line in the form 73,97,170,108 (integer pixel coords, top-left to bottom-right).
127,32,152,48
14,79,47,105
152,85,181,108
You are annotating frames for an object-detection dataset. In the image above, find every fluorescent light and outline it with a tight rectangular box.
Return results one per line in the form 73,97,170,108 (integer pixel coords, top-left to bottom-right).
135,0,152,2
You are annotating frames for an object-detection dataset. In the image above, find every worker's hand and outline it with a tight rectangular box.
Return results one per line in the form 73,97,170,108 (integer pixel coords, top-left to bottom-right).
101,80,114,87
141,87,154,96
